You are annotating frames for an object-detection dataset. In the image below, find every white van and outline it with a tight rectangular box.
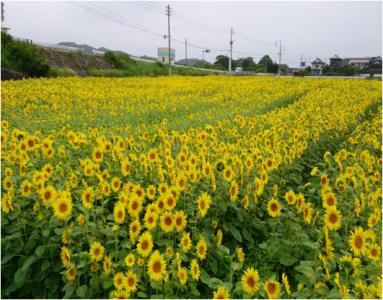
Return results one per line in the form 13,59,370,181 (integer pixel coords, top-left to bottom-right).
235,67,243,74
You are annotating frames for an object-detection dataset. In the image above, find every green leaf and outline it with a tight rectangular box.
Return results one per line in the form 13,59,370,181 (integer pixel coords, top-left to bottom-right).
279,252,297,266
76,285,89,299
232,262,243,271
41,260,50,271
208,278,224,289
35,245,45,257
102,277,113,289
200,269,211,285
190,286,200,297
295,261,315,277
137,292,148,298
42,229,50,238
14,267,31,285
22,255,37,272
227,224,242,242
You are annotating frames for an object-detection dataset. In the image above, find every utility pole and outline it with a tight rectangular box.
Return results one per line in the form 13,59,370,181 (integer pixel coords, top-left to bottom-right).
166,5,171,76
229,27,234,72
185,39,188,66
1,2,4,23
277,40,282,75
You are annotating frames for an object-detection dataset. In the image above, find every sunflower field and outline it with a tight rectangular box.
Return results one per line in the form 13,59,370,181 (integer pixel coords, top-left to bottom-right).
1,76,382,299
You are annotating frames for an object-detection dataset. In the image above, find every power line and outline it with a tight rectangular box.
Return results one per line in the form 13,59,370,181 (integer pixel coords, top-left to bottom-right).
68,1,163,38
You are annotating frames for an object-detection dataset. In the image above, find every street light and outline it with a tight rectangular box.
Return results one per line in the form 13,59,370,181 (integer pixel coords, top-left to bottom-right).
202,49,210,61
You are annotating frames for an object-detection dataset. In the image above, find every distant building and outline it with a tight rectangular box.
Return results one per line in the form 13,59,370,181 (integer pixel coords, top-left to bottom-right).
157,47,175,64
341,57,371,68
330,55,342,67
278,64,289,74
311,58,325,75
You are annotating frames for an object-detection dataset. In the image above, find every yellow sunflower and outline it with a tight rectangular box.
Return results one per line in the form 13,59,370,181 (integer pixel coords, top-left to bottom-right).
180,232,192,252
229,181,239,202
267,198,281,218
60,246,71,267
129,220,141,242
282,273,291,296
53,192,72,220
196,236,208,260
114,201,126,224
190,259,200,281
81,186,94,209
223,166,234,182
367,243,380,260
174,210,187,232
197,192,212,218
303,203,313,224
178,266,188,285
127,196,143,218
296,193,305,211
125,270,137,292
89,241,105,262
41,185,57,207
241,267,260,296
147,250,167,281
137,231,153,257
213,287,230,299
66,265,76,281
144,210,158,230
113,272,127,290
324,206,342,230
160,211,174,233
103,255,112,275
284,190,296,205
125,253,135,268
322,191,337,208
349,227,366,256
264,279,281,299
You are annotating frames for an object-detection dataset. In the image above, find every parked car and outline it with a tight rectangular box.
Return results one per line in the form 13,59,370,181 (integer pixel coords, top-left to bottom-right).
235,67,243,74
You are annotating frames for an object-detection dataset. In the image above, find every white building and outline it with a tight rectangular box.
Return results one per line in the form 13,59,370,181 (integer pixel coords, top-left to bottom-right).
311,58,325,75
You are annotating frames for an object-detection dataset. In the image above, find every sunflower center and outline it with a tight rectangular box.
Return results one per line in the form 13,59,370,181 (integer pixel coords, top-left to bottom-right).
141,240,149,250
355,235,363,249
167,198,174,206
165,216,172,226
69,268,75,276
128,277,135,286
96,152,101,159
158,201,164,209
231,187,236,195
117,278,122,285
327,196,334,206
200,200,205,210
148,216,154,223
117,211,123,219
94,248,100,256
44,191,51,200
329,213,338,224
59,203,68,213
153,261,162,273
247,276,255,287
199,245,205,254
132,201,138,210
268,282,276,293
371,248,377,256
271,203,278,212
176,217,182,226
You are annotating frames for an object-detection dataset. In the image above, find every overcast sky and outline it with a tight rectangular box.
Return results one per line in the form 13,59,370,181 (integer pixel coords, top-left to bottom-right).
3,1,382,66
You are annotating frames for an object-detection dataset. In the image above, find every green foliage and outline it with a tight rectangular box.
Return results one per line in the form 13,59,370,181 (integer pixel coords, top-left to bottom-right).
47,66,77,77
1,32,49,77
322,65,361,76
104,51,212,77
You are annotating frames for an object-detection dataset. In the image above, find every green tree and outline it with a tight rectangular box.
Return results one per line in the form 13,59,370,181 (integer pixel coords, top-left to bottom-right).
256,55,278,73
238,57,256,71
